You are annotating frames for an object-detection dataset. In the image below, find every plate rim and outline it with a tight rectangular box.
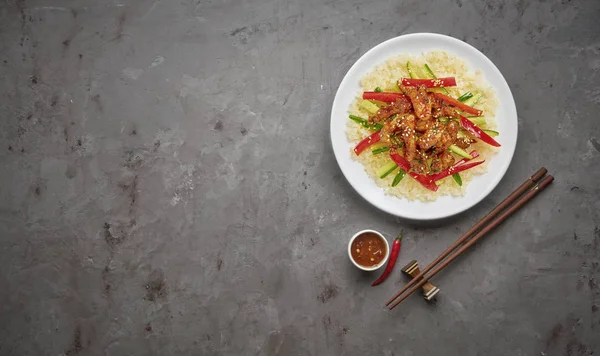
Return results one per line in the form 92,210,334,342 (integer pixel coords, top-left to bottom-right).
330,32,518,220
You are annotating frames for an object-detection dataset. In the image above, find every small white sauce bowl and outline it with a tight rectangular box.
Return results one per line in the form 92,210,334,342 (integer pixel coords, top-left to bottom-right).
348,229,390,271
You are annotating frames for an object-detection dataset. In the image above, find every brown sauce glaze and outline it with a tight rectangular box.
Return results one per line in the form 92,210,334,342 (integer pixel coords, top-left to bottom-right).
351,232,387,268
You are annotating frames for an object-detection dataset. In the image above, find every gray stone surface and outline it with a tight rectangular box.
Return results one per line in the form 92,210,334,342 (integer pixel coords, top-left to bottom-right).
0,0,599,355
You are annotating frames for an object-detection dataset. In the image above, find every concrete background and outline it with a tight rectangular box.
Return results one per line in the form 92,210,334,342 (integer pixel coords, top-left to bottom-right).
1,0,599,355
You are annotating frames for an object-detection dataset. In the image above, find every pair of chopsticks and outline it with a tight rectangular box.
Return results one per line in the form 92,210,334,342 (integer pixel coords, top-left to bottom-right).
386,167,553,310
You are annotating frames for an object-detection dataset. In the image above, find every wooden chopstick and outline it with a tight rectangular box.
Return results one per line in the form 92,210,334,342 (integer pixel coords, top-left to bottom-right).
388,174,554,310
385,167,548,307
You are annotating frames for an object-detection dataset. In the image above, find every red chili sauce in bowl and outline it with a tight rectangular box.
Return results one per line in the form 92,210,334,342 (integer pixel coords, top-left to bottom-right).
350,232,387,268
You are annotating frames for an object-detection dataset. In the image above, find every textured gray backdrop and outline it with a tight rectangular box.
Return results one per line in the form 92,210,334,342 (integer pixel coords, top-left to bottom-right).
0,0,599,355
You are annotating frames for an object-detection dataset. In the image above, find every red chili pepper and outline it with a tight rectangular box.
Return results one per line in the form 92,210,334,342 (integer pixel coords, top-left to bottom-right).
433,92,483,116
400,77,457,88
362,92,409,103
459,116,501,147
354,131,381,155
389,151,411,172
409,172,439,191
372,232,402,286
430,159,486,182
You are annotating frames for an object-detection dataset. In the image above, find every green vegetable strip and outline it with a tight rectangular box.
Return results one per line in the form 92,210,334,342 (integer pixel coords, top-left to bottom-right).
360,100,380,114
463,92,482,107
377,161,398,179
380,165,397,179
423,63,435,78
348,115,383,131
349,115,367,125
372,146,390,155
391,169,406,187
406,61,415,79
452,173,463,186
448,144,473,159
374,87,383,92
483,129,499,137
457,92,473,102
467,116,486,126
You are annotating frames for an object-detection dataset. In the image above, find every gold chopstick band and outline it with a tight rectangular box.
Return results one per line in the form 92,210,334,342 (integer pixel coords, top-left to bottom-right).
401,260,440,301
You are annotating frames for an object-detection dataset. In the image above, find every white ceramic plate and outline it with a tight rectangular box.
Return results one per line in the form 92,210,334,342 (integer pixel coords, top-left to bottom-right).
330,33,518,220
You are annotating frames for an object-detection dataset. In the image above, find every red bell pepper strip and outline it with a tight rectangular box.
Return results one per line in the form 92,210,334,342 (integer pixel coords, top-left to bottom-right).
372,232,402,286
431,157,485,182
390,151,438,191
453,150,480,168
459,116,501,147
389,152,411,172
354,131,381,155
436,151,479,184
362,92,409,103
409,172,439,191
432,92,483,116
400,77,457,88
431,150,479,183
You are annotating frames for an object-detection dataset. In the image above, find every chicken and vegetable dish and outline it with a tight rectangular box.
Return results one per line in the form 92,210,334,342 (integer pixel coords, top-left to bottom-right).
347,52,500,200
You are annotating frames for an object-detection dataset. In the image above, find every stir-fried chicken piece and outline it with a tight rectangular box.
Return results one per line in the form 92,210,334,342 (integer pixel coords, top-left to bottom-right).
429,92,444,110
382,114,418,161
399,84,432,121
433,120,459,155
454,136,476,149
411,159,428,175
415,119,433,133
369,97,413,124
411,150,431,175
398,114,417,162
432,105,460,119
430,151,456,173
380,115,403,146
380,113,417,161
417,121,444,151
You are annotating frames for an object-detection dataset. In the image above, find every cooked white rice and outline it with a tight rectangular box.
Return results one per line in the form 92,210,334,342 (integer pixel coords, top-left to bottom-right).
347,51,499,201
